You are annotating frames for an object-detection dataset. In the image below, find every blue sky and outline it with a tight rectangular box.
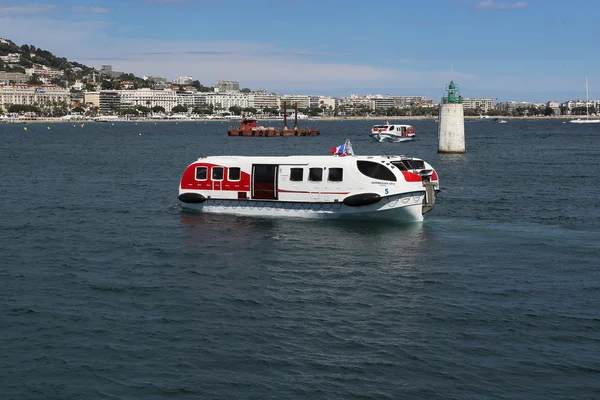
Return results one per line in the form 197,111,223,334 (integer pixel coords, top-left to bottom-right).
1,0,599,101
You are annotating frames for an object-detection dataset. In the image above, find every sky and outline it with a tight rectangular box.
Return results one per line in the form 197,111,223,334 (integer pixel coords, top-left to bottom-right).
1,0,599,102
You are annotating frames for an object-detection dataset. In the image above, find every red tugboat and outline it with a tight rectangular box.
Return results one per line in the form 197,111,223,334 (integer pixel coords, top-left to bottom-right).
227,102,319,137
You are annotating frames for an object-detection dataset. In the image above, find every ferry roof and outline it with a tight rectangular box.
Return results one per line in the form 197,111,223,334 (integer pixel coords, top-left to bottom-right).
196,154,420,163
373,123,413,127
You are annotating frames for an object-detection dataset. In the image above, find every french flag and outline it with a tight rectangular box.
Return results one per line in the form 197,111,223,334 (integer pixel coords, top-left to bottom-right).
330,139,354,156
330,141,347,156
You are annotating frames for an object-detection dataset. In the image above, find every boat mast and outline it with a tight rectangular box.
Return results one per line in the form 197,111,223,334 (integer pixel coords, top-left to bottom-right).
586,76,589,119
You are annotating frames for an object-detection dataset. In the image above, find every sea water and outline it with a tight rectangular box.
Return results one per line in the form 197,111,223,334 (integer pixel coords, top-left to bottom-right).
1,119,599,399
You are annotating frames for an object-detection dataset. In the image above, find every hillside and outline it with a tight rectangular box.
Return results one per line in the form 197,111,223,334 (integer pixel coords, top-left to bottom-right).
0,38,216,91
0,38,94,80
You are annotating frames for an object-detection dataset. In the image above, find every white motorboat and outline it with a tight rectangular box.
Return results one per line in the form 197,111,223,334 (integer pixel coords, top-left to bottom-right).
369,122,416,142
178,140,439,222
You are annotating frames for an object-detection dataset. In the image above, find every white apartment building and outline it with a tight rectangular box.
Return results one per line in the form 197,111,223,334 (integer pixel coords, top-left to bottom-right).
70,80,85,91
174,76,193,85
249,93,279,109
318,96,337,110
0,53,21,63
84,92,100,107
368,95,395,110
119,88,178,111
496,101,535,113
204,92,249,110
25,65,64,79
214,80,240,93
0,71,29,84
0,84,71,111
340,96,375,111
462,97,494,112
394,96,432,108
278,95,310,109
143,76,168,84
563,99,600,114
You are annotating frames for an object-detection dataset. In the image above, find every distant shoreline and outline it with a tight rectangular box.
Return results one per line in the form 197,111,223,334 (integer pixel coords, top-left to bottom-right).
0,115,580,124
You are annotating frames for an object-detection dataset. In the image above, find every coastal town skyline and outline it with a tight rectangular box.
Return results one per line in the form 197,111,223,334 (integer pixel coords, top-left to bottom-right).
1,0,599,102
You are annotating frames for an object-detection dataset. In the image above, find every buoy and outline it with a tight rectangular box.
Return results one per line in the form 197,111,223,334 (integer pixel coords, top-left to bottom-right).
112,123,114,126
24,127,28,131
47,126,50,130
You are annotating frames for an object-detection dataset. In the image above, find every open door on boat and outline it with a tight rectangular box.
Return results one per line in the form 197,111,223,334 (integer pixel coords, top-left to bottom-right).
252,164,278,200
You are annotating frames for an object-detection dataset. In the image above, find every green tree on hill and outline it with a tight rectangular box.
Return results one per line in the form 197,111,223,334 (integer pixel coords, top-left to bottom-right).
171,105,188,113
136,105,151,115
28,73,42,84
228,105,242,115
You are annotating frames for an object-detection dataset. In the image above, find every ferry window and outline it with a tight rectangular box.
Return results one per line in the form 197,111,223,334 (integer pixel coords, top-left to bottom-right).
212,166,224,180
309,168,322,182
390,161,408,171
195,166,207,180
388,125,395,130
228,167,241,181
290,168,303,181
328,168,343,182
394,159,425,170
406,159,425,169
357,161,397,181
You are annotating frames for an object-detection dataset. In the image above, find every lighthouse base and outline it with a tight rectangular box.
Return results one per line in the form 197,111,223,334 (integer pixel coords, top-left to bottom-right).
438,103,465,153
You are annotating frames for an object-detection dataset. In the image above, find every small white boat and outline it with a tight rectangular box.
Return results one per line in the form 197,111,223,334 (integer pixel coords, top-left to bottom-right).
369,122,415,142
498,120,507,124
570,118,600,124
570,76,600,124
178,140,439,222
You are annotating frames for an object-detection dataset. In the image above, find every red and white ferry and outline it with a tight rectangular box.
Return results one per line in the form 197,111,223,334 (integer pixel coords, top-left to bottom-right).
178,140,439,222
370,122,416,142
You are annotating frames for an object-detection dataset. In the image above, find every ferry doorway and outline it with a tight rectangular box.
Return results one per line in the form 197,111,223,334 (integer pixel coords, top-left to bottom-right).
252,164,278,200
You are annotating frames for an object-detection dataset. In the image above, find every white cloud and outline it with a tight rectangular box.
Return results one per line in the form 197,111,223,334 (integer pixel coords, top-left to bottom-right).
72,7,111,13
473,1,528,9
0,3,56,16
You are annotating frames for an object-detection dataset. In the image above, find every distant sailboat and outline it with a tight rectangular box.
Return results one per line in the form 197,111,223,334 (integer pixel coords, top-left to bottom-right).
570,76,600,124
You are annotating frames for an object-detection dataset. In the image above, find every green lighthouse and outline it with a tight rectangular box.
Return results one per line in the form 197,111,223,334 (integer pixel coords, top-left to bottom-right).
442,80,463,104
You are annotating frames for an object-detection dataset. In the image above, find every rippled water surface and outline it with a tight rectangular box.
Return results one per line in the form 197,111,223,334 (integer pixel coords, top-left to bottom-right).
1,119,599,399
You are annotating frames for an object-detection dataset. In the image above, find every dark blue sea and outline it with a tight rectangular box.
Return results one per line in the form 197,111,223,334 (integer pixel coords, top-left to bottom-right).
1,119,599,399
